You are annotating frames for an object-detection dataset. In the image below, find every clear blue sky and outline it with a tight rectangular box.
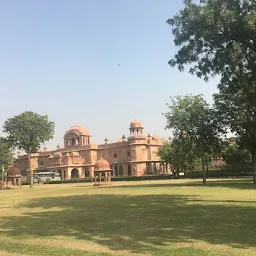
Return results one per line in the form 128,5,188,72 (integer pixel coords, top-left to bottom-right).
0,0,218,150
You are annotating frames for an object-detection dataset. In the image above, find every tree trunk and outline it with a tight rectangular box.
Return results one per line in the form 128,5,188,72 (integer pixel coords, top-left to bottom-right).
28,152,33,188
202,158,206,185
206,157,209,178
1,165,4,182
252,148,256,184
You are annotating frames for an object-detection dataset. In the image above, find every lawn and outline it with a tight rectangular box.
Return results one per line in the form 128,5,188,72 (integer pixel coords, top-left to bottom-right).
0,179,255,256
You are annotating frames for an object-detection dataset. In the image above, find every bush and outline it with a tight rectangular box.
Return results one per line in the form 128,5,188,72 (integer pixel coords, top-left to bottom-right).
185,168,253,179
20,169,253,186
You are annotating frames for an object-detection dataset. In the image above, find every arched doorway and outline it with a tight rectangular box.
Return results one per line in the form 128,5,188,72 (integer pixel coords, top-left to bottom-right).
71,168,79,178
128,164,132,176
119,165,123,176
85,167,90,177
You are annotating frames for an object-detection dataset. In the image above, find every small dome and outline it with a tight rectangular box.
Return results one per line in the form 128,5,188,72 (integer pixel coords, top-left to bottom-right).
65,125,90,137
130,120,144,129
95,156,110,170
7,166,21,177
152,134,161,141
53,152,62,158
71,151,79,156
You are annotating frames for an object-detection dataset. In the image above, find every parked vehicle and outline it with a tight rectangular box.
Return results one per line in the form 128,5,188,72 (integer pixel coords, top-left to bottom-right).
34,172,61,183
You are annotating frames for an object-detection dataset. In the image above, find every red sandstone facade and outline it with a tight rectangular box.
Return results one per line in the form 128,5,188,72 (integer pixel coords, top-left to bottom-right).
15,120,168,180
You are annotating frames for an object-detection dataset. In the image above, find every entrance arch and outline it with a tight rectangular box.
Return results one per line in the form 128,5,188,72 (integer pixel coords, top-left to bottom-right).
71,168,79,178
85,167,90,177
114,165,118,177
128,164,132,176
119,165,123,176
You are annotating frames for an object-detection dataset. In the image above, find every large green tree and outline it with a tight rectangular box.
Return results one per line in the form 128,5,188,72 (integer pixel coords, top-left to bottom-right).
164,95,221,184
167,0,256,182
0,137,13,181
222,138,251,171
3,111,55,188
158,137,196,176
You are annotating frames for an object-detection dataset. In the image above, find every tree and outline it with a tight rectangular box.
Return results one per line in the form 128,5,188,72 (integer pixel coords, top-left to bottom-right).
214,81,256,182
167,0,256,182
167,0,255,84
158,138,193,176
164,95,221,184
222,138,251,171
3,111,55,188
0,137,13,181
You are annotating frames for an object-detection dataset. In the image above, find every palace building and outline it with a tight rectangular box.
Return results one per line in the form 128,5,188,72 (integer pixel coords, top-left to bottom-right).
14,120,168,180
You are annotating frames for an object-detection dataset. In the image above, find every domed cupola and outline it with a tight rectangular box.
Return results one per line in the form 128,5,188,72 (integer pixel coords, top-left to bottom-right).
64,125,91,148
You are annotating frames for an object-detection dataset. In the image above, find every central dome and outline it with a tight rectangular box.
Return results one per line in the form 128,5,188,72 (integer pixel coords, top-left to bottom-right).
95,156,110,170
65,125,90,137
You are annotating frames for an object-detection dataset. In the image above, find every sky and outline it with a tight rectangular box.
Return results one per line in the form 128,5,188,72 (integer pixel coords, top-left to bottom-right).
0,0,219,150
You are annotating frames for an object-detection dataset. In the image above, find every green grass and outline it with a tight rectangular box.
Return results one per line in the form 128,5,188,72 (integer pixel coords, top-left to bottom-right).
0,179,255,256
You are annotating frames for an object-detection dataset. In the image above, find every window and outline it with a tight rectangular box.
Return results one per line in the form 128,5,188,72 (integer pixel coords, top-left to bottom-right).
127,152,131,157
40,161,44,166
113,153,117,158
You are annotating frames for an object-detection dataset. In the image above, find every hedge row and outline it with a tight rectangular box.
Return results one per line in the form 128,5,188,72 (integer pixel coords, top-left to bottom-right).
184,169,253,179
21,169,253,185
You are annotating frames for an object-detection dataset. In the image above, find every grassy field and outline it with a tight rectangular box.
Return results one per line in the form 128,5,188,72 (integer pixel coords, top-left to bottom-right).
0,179,255,256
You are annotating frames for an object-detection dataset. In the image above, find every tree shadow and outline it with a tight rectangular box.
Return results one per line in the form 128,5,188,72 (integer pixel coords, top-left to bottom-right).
98,179,256,190
0,192,255,254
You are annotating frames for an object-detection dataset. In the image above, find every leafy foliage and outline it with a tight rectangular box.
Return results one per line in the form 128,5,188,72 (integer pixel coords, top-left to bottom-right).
158,138,195,174
168,0,256,183
3,111,55,187
3,111,55,153
167,0,256,84
221,139,251,171
164,95,222,184
0,137,13,177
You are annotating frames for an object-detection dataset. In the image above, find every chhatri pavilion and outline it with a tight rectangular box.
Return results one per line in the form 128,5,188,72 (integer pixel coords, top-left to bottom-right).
14,120,170,180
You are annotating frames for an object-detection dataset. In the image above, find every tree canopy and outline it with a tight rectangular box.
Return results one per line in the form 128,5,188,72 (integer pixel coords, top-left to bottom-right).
168,0,256,183
164,94,222,184
167,0,255,84
0,137,13,180
3,111,55,187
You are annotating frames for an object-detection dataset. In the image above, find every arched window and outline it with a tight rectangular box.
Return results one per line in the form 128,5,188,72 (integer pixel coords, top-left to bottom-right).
114,165,118,177
85,167,90,177
128,164,132,176
119,165,123,176
71,168,79,178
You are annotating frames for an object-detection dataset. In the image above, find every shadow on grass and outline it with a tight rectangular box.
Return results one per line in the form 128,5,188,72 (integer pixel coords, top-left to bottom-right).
100,179,256,191
0,192,255,254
